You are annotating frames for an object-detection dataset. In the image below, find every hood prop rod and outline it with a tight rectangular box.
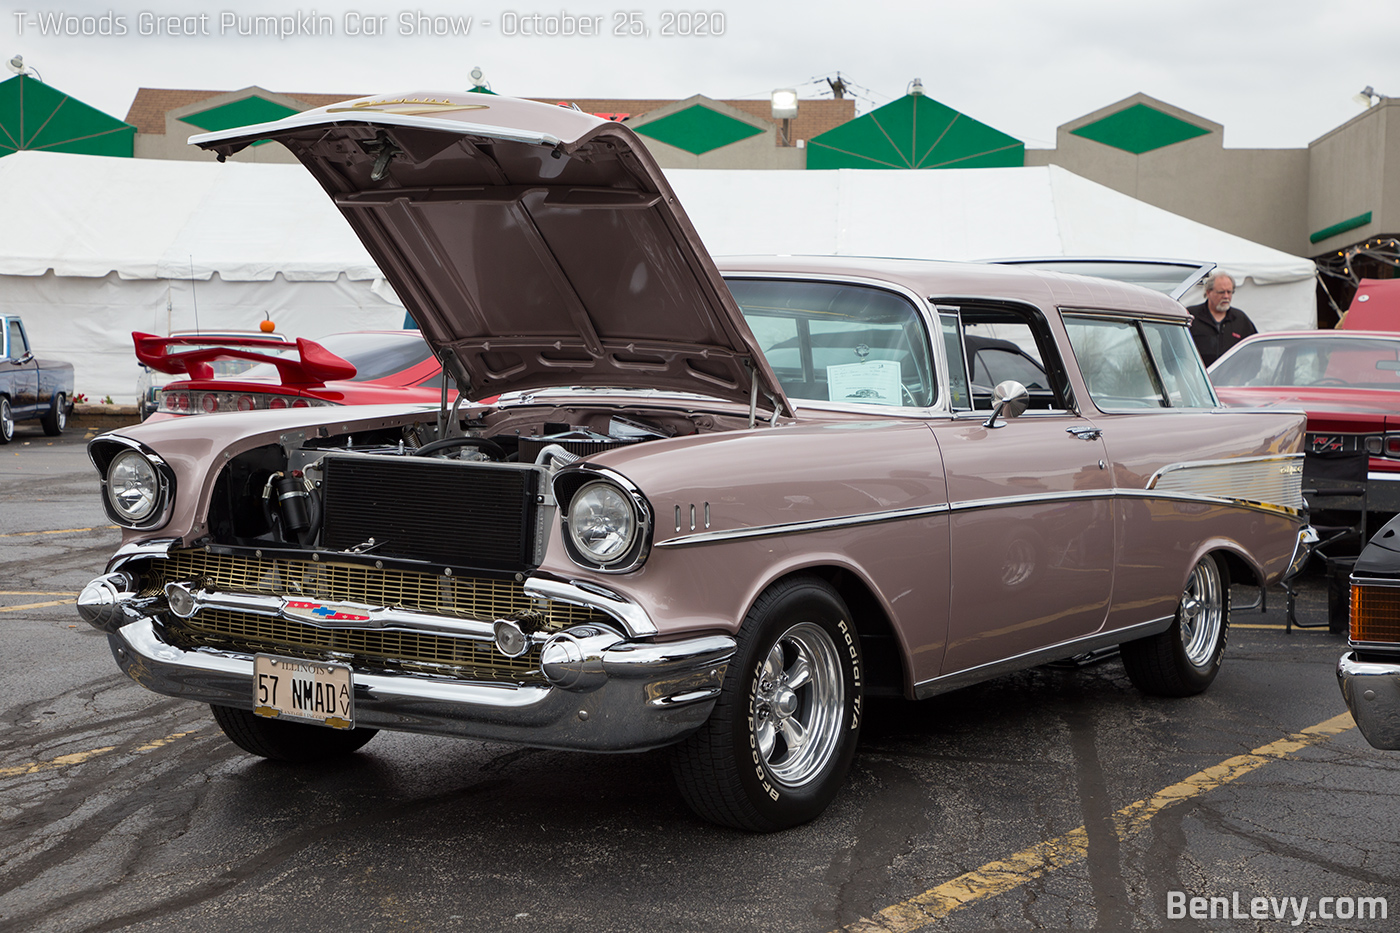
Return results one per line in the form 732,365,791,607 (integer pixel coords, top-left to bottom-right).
745,360,759,429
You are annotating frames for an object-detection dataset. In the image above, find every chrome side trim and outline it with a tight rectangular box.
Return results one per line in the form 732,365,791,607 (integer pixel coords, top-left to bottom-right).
656,503,951,548
913,616,1175,700
523,573,658,637
657,485,1303,549
1148,454,1305,512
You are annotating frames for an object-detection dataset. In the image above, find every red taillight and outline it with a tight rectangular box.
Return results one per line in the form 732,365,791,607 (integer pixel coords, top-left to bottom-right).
237,395,255,411
269,397,288,410
1386,436,1400,458
291,399,309,408
200,393,218,413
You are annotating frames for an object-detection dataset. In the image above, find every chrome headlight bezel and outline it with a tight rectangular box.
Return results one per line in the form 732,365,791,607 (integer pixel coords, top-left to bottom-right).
555,467,652,573
89,437,176,530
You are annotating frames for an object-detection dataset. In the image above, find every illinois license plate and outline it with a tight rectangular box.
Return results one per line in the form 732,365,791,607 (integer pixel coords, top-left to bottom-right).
253,654,354,729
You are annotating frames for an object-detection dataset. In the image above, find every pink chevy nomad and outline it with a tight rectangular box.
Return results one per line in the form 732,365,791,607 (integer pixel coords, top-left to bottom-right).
79,94,1314,831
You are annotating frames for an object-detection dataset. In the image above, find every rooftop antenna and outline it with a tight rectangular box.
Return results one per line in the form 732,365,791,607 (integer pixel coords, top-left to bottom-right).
189,255,200,333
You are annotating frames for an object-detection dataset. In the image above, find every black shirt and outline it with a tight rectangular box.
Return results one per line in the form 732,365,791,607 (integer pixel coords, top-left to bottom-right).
1188,302,1257,367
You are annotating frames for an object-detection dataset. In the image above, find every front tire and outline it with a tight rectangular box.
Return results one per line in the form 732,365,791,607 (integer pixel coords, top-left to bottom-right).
672,575,862,832
40,392,65,436
210,704,377,762
1121,553,1229,697
0,396,13,444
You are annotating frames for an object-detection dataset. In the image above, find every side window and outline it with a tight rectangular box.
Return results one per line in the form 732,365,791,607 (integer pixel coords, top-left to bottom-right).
1064,315,1218,410
728,279,936,408
940,313,971,411
7,321,26,359
945,303,1072,412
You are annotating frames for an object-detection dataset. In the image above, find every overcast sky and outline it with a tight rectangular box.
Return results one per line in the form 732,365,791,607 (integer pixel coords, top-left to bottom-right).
7,0,1399,149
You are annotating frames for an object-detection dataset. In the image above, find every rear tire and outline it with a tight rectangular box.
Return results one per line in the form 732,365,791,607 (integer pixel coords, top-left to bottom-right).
210,704,377,762
40,392,65,436
1121,553,1229,697
671,575,862,832
0,397,13,444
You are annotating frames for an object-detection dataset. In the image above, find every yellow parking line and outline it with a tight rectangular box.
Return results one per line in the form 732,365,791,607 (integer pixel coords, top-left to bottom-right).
1233,623,1332,632
0,599,76,613
0,728,203,779
0,591,76,596
839,711,1356,932
0,526,114,539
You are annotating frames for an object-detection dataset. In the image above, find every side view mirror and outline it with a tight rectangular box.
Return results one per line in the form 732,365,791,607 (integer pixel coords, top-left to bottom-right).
16,352,33,365
983,380,1030,428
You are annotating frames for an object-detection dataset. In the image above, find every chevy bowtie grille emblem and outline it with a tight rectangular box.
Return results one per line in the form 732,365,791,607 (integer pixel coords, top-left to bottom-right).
283,599,374,626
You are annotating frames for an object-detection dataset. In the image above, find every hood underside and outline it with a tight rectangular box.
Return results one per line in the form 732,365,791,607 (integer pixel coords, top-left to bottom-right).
192,93,790,417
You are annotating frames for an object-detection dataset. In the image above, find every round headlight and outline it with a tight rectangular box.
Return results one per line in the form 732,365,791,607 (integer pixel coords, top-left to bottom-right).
567,482,636,564
107,449,161,524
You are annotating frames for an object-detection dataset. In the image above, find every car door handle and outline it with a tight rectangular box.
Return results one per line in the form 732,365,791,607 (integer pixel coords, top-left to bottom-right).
1066,426,1103,440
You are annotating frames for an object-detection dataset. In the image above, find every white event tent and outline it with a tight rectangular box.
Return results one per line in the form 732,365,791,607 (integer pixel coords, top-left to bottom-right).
0,151,404,405
665,164,1317,330
0,153,1316,403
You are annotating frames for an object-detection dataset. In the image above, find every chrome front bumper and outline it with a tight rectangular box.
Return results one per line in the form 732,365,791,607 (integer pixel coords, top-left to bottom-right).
1337,652,1400,750
79,570,735,753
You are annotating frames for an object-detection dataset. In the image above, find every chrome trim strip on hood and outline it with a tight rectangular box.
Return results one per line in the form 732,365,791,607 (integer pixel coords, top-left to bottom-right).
190,109,563,150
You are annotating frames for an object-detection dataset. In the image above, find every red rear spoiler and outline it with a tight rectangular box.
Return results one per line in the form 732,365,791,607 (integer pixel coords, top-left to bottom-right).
132,332,356,386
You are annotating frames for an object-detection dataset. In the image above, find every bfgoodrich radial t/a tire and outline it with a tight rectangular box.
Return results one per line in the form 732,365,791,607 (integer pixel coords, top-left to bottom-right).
1121,553,1230,697
672,575,863,832
210,704,377,762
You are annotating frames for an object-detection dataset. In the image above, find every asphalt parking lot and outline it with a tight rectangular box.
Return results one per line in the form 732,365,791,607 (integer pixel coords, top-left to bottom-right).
2,425,1397,932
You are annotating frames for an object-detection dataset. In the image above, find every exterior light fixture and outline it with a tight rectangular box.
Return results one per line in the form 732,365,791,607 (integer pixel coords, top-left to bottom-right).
770,88,798,120
771,88,798,147
6,54,40,80
908,78,925,96
1355,86,1385,107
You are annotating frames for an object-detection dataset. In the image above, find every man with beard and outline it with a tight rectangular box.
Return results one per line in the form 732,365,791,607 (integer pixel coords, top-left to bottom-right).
1189,271,1257,366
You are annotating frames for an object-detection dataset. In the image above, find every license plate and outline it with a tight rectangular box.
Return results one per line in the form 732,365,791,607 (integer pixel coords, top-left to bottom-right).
253,655,354,729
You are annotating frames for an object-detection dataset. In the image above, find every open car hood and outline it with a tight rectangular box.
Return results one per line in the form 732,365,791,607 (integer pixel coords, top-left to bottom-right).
191,93,791,417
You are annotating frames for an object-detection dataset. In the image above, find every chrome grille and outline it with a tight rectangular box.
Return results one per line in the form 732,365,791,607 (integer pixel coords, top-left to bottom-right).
143,548,609,684
145,549,603,629
166,609,543,683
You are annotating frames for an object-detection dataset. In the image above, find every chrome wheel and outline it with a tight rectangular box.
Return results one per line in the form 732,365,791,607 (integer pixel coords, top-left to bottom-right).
0,397,13,444
752,622,844,788
1179,557,1223,668
1121,552,1230,697
672,575,862,831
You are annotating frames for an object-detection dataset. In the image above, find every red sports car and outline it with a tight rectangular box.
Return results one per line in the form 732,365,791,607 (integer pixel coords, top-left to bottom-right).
137,330,456,419
1210,330,1400,514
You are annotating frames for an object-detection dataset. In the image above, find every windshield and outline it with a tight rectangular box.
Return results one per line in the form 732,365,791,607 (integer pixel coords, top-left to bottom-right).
1211,337,1400,391
728,279,936,408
